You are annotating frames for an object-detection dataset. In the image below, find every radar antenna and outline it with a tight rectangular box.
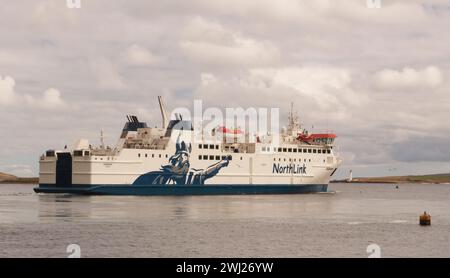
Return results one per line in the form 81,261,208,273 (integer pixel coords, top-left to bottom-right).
100,129,105,149
287,102,301,135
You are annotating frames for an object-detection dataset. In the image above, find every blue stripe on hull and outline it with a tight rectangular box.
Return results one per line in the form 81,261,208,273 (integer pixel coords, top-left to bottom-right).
34,184,328,196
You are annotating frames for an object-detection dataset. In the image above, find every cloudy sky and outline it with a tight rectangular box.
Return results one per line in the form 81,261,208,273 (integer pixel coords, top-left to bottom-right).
1,0,450,178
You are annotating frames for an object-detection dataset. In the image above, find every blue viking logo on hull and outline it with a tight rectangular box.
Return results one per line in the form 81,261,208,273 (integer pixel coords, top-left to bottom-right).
133,134,229,185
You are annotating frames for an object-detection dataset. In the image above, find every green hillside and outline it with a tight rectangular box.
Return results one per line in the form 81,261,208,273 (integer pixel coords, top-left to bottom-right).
0,172,38,184
333,173,450,184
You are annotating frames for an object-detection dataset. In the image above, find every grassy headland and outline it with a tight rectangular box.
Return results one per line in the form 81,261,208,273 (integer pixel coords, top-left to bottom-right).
332,173,450,184
2,172,450,185
0,172,38,184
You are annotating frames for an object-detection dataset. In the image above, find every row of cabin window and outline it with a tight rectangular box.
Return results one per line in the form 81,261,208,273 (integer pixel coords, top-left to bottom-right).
93,157,112,161
137,153,234,161
262,147,331,154
138,153,169,158
199,155,233,161
198,144,220,150
274,158,320,163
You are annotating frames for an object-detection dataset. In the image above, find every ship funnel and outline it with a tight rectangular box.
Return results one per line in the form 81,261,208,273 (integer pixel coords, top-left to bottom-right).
158,96,168,129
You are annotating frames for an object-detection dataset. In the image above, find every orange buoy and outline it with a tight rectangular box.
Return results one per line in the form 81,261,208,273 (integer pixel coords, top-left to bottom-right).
419,211,431,226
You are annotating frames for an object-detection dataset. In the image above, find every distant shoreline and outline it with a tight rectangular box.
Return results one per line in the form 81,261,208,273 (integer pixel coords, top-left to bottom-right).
0,172,38,184
0,178,38,184
332,173,450,184
2,172,450,185
0,179,38,184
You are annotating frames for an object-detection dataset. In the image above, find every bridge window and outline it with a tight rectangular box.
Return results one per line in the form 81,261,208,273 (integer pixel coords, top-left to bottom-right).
209,155,214,160
199,144,202,149
198,155,202,160
138,153,141,158
308,149,312,153
203,144,208,149
203,155,208,160
227,155,233,160
288,148,292,152
283,148,287,152
216,155,220,160
313,149,317,153
216,145,219,150
293,148,297,153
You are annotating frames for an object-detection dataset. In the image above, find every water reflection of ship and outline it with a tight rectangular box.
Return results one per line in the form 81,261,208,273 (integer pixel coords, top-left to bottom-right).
38,195,92,219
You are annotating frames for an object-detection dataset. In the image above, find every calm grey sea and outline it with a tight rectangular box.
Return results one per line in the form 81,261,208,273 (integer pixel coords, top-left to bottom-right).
0,183,449,258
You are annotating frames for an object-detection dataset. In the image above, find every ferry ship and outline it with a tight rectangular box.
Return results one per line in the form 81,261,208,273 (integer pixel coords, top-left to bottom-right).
34,97,341,195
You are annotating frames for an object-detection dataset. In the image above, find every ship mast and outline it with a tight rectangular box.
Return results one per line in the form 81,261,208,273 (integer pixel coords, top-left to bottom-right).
158,96,168,129
100,129,105,149
287,102,301,136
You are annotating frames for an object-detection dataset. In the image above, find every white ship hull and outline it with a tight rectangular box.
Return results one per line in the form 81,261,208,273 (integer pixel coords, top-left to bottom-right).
35,98,340,195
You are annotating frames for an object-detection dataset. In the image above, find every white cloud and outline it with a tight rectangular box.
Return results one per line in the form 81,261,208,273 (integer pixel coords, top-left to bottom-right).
0,75,17,105
180,0,429,27
0,164,33,177
25,88,67,110
0,75,68,110
180,17,280,67
374,66,443,89
1,1,450,177
90,58,126,90
122,44,161,66
33,0,80,26
195,66,364,113
251,67,364,107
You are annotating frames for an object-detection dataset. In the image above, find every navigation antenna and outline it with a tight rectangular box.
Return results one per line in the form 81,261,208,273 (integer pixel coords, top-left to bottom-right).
287,102,300,135
100,129,105,149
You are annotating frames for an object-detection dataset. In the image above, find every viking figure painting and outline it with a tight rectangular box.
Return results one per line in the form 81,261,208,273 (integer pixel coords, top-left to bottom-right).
133,135,229,185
